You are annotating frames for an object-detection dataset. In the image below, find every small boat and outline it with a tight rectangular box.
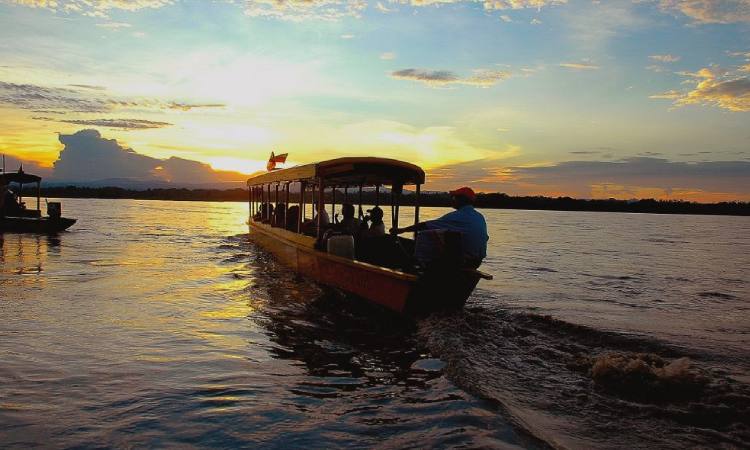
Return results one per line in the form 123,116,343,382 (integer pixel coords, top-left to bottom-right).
246,157,491,316
0,168,76,233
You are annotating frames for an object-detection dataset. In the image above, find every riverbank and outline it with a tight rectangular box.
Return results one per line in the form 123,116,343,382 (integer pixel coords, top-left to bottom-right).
23,186,750,216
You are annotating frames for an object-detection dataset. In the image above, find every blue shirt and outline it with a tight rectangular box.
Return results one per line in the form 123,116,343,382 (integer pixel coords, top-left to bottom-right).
424,205,488,261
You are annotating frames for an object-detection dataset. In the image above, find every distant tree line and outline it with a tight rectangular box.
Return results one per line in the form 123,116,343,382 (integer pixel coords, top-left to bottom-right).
19,185,750,216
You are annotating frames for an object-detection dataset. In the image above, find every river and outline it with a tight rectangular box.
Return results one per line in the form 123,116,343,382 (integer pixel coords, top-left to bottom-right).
1,199,748,448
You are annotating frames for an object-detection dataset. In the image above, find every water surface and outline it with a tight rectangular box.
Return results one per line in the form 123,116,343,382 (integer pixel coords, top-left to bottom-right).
1,199,748,448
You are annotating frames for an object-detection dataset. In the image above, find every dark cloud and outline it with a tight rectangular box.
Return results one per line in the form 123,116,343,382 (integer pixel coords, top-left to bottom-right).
391,69,459,84
570,151,601,155
0,154,53,179
50,129,245,185
59,118,172,130
167,102,226,111
0,81,110,112
1,80,224,114
426,157,750,200
391,68,511,87
68,84,107,91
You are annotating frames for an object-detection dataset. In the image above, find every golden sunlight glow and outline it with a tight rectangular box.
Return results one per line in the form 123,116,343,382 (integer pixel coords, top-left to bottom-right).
206,157,267,175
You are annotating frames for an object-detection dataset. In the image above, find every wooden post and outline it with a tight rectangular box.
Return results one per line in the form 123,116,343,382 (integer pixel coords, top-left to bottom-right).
298,181,305,233
414,183,421,240
358,181,365,220
285,182,290,205
36,181,40,212
275,183,279,224
392,183,401,231
266,184,271,221
317,178,325,240
248,185,252,221
331,186,335,220
391,185,398,229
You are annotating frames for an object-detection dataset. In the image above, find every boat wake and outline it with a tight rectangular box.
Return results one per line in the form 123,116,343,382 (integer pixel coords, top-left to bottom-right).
417,294,750,449
222,233,749,449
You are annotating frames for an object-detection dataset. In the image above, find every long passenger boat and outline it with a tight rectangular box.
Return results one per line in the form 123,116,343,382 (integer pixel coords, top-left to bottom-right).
246,157,491,316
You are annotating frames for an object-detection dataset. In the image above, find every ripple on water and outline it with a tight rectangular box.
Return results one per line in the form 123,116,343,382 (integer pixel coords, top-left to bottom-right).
417,305,750,449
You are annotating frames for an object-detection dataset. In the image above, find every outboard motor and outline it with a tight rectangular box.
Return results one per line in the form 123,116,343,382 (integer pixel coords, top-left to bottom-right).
47,202,61,219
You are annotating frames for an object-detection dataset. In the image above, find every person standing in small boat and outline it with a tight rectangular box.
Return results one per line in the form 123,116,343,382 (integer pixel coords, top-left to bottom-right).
390,187,488,268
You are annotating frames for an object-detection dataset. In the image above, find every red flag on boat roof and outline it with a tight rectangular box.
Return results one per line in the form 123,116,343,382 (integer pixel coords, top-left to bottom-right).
266,152,288,171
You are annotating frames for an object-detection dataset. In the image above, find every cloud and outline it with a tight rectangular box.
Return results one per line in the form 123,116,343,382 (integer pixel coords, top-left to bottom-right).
649,90,682,99
50,129,245,185
6,0,568,21
380,52,397,60
240,0,368,21
391,68,511,87
426,156,750,201
57,118,173,130
0,80,225,114
649,54,681,62
0,81,110,112
678,77,750,111
8,0,173,16
401,0,567,11
499,14,512,21
95,22,132,28
68,84,107,91
376,1,395,12
0,153,53,179
166,102,226,111
559,62,600,70
657,0,750,24
530,18,542,24
651,66,750,111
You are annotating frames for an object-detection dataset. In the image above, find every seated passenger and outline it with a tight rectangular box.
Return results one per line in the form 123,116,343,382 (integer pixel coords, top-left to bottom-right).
285,205,299,231
3,189,23,215
336,203,362,237
362,206,385,237
313,204,330,227
391,187,488,269
274,203,286,227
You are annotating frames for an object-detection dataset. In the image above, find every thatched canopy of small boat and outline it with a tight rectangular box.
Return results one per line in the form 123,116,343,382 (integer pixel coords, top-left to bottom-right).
1,170,42,184
247,157,425,187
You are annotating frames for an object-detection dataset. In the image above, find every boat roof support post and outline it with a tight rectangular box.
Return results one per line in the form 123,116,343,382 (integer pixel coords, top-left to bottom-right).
358,183,363,219
331,185,335,221
414,183,421,240
266,184,271,222
316,178,325,241
298,181,305,233
391,182,402,231
285,182,290,214
36,180,40,212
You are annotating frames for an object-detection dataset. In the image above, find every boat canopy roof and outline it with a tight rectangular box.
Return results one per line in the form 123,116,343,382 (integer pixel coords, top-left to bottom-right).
246,157,425,187
1,170,42,184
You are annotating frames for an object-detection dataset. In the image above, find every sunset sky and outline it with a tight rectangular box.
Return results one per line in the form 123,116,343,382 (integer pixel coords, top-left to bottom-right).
1,0,749,200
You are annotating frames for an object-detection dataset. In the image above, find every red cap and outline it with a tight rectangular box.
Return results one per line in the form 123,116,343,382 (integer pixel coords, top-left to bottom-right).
449,186,476,202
